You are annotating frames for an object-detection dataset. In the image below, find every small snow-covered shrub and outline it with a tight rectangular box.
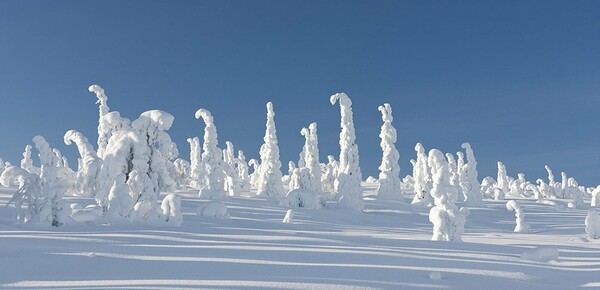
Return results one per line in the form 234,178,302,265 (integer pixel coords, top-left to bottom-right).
197,202,230,219
585,209,600,240
161,193,182,226
282,209,294,223
506,200,530,233
281,189,325,209
493,188,505,200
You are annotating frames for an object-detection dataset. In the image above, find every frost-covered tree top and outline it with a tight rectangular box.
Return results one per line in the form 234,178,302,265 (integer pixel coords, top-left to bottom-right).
330,93,363,211
89,84,110,117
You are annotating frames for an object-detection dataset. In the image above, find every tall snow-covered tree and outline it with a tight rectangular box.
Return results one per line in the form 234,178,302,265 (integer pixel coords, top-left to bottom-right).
187,136,202,188
300,123,322,192
223,141,240,197
497,161,510,194
256,102,285,199
376,103,402,200
428,149,468,242
195,109,227,200
330,93,363,211
460,142,484,206
32,136,68,227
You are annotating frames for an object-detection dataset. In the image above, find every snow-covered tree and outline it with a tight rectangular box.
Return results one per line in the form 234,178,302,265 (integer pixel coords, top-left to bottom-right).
591,186,600,207
248,158,259,188
107,173,133,221
330,93,363,211
1,166,42,223
235,150,251,194
187,137,202,188
20,145,39,175
89,84,111,159
300,123,322,192
460,142,484,206
132,110,178,194
195,109,227,200
376,103,402,200
585,209,600,239
256,102,285,199
173,158,191,187
428,149,468,242
161,193,182,226
411,143,432,206
32,136,68,227
545,165,556,187
506,200,530,233
64,130,101,197
222,141,240,197
497,162,510,194
446,153,458,187
321,155,338,194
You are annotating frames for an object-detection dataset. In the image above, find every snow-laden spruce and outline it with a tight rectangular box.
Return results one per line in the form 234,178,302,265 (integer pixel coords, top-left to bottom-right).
187,136,202,188
411,143,432,206
195,109,227,200
32,136,68,227
223,141,240,197
460,143,484,206
301,123,322,193
376,103,402,200
497,161,510,195
428,149,468,242
20,145,39,175
64,130,101,197
330,93,363,211
506,200,530,233
321,155,338,194
255,102,285,199
235,150,251,194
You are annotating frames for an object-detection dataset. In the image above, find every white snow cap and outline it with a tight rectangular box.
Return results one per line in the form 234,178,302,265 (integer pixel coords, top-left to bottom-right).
140,110,175,131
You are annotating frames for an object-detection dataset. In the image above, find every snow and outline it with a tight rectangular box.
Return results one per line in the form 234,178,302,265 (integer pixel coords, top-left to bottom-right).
1,187,599,289
520,246,559,263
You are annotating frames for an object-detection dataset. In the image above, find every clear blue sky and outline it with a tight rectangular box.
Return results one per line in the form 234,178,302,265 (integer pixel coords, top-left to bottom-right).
0,1,599,185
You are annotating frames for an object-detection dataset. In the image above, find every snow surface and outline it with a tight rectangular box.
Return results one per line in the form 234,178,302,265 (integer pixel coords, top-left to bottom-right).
1,185,599,289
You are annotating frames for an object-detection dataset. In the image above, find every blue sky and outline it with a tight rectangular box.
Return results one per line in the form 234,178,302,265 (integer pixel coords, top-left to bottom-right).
0,1,599,185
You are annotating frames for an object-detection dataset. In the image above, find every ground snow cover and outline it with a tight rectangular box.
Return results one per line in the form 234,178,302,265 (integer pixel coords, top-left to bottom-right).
1,183,599,289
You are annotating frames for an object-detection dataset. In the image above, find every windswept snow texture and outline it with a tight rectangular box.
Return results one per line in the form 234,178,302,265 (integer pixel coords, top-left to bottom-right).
1,186,600,289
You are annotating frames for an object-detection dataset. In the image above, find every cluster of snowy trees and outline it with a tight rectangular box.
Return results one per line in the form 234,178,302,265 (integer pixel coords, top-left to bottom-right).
0,85,598,242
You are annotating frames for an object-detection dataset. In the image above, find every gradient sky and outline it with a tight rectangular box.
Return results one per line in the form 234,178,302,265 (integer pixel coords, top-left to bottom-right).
0,1,599,186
